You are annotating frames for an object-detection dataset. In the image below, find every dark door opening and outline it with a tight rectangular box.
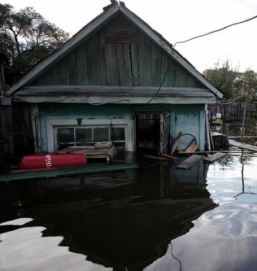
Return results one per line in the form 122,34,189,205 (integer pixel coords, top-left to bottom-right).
136,113,161,154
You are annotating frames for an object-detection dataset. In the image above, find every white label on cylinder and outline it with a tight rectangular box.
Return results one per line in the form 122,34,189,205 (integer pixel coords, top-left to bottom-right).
46,154,52,168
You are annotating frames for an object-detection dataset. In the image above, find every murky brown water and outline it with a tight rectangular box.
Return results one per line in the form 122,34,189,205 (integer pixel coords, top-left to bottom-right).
1,147,257,271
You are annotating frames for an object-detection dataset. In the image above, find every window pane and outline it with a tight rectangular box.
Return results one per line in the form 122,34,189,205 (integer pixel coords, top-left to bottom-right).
93,127,109,141
112,128,125,140
76,128,92,142
57,128,74,143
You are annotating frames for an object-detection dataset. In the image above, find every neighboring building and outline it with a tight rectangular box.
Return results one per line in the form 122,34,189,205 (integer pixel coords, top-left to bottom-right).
7,1,223,157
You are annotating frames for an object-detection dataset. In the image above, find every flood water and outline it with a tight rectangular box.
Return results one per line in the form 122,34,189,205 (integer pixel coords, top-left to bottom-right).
1,147,257,271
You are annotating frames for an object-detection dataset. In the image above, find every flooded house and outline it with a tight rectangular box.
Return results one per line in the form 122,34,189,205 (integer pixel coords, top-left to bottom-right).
6,1,223,161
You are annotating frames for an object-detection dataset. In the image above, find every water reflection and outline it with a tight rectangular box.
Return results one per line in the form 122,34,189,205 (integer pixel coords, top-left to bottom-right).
0,160,216,271
144,150,257,271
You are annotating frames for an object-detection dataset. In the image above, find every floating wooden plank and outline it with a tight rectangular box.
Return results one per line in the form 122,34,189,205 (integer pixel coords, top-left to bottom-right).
144,155,170,161
176,155,203,169
185,143,198,153
162,154,177,160
0,164,139,183
203,152,227,164
177,150,229,155
229,139,257,152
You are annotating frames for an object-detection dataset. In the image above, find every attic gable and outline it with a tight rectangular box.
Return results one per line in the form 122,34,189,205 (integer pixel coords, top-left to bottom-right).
31,15,203,89
7,1,222,98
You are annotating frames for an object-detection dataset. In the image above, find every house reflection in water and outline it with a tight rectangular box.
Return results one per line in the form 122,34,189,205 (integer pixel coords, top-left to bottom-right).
0,160,217,270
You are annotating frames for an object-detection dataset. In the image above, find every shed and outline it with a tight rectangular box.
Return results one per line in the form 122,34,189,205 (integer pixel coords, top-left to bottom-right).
7,1,223,157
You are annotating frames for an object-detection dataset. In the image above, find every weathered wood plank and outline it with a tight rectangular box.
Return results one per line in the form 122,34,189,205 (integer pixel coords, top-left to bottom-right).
131,43,139,86
144,38,152,86
176,155,203,169
33,76,44,86
117,44,126,85
187,74,195,87
15,95,216,104
144,155,170,161
229,139,257,152
20,85,213,93
77,42,88,85
123,44,132,86
51,65,60,85
171,131,182,155
106,14,138,38
68,51,78,85
176,64,188,87
59,58,70,85
138,32,145,86
162,154,177,160
99,29,108,85
104,43,114,85
161,52,169,87
0,164,139,182
203,152,227,163
151,43,161,86
112,44,120,85
106,37,139,44
87,33,100,85
168,59,176,87
43,70,53,85
185,143,198,153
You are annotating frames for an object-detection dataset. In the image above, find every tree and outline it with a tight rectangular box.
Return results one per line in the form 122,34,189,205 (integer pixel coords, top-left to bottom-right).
0,4,69,77
239,70,257,100
203,60,239,99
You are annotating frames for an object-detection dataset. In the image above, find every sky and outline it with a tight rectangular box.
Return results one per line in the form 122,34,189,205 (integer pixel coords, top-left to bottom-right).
2,0,257,73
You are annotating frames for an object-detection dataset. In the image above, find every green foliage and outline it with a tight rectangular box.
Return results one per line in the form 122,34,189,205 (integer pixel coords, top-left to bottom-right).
203,60,239,99
0,4,69,74
203,60,257,100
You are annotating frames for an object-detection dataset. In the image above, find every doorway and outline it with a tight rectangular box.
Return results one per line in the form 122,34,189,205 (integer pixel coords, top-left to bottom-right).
136,112,171,155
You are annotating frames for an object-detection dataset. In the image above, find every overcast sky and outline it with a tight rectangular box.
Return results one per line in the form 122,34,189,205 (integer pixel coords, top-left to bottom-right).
3,0,257,73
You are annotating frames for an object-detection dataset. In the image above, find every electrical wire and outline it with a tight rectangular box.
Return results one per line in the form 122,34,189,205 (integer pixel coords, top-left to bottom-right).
146,15,257,105
174,14,257,47
146,59,171,104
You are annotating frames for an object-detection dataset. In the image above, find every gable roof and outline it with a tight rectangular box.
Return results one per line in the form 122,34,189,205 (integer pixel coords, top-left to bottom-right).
7,1,223,99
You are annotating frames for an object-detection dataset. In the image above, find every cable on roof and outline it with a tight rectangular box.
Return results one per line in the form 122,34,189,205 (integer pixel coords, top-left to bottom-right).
146,14,257,105
174,14,257,47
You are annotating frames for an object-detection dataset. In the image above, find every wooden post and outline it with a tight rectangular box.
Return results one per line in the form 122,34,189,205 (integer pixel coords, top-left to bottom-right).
1,98,14,167
241,84,249,140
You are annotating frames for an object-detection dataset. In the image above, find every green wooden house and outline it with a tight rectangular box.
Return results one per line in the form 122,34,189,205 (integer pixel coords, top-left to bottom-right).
7,1,223,156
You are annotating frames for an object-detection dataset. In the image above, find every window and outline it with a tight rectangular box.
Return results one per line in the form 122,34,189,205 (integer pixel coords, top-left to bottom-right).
57,126,125,151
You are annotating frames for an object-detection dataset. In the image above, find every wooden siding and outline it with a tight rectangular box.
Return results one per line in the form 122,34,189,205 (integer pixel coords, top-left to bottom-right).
33,15,203,89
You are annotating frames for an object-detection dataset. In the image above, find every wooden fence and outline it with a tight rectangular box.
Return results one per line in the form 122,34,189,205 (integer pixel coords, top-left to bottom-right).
209,100,257,121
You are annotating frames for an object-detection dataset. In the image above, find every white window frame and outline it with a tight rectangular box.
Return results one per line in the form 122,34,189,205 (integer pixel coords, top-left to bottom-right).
46,118,134,153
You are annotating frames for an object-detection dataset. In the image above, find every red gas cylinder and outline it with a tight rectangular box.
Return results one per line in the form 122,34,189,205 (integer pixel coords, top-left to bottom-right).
20,153,87,170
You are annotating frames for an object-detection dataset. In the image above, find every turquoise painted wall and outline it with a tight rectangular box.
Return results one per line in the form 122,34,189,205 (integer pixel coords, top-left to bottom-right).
38,103,206,152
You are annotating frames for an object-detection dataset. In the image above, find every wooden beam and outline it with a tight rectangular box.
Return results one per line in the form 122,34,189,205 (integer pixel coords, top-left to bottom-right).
0,163,139,182
14,96,216,105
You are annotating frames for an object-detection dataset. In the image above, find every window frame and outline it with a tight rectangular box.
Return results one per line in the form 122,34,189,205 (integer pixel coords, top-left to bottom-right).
46,118,134,152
